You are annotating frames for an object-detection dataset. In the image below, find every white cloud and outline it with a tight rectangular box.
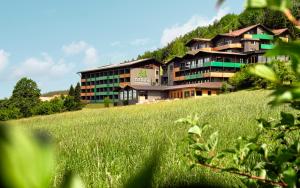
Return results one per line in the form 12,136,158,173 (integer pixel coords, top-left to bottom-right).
62,41,88,55
84,47,99,67
130,38,150,46
160,8,229,46
62,41,99,67
0,50,10,72
12,53,73,79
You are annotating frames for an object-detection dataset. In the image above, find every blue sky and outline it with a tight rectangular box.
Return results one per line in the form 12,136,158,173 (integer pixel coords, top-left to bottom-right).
0,0,245,98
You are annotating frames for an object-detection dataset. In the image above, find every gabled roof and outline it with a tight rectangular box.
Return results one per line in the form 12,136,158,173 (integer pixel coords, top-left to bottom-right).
185,38,211,47
78,58,161,73
211,24,274,41
272,28,289,36
189,49,245,56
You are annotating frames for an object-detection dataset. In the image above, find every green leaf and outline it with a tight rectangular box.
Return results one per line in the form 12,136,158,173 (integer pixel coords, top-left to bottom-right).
223,149,236,154
258,169,267,179
0,125,55,188
283,167,297,188
188,125,201,136
192,143,209,151
207,131,219,151
250,64,278,82
246,0,291,12
280,112,295,126
61,172,85,188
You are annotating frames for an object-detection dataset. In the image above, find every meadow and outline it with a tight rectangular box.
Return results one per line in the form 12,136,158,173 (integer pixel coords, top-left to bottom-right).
9,90,294,187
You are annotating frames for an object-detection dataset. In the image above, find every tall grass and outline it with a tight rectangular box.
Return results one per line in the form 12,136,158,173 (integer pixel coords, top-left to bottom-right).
9,90,293,187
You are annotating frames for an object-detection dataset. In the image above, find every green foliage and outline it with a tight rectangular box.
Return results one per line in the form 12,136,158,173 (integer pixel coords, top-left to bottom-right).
229,65,269,89
64,96,80,111
230,61,296,90
0,123,86,188
221,82,231,93
74,83,81,104
10,77,41,117
0,124,55,188
69,85,75,97
182,112,300,187
103,97,111,108
137,13,241,62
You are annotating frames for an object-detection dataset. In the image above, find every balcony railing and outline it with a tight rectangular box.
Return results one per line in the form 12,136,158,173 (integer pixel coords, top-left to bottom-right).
260,44,274,50
213,43,242,51
244,34,274,40
204,61,243,68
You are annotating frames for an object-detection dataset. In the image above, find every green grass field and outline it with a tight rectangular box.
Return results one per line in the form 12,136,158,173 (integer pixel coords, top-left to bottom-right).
9,90,294,187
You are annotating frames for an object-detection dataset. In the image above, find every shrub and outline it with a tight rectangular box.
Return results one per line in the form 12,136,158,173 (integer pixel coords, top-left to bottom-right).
50,97,65,113
32,101,54,116
104,97,110,108
64,96,81,111
220,82,231,93
0,107,21,121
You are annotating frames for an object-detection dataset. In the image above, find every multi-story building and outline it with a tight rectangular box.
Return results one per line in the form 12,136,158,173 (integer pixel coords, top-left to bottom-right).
79,24,290,105
165,24,290,86
79,58,162,104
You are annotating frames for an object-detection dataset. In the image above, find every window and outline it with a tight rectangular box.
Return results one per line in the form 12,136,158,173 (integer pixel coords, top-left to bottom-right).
208,91,212,96
133,90,137,99
184,91,190,98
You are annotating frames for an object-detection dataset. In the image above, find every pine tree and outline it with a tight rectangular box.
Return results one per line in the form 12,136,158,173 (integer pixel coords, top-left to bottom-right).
68,85,75,97
74,83,81,103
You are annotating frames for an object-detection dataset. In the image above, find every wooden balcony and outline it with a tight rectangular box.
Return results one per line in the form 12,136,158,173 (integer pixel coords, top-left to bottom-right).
119,82,130,87
213,43,242,51
174,67,180,72
81,92,94,96
81,85,95,90
174,76,185,81
120,73,130,78
199,47,212,51
203,72,235,78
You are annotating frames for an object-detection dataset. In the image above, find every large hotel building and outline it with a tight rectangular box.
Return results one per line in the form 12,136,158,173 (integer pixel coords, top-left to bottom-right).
79,24,290,105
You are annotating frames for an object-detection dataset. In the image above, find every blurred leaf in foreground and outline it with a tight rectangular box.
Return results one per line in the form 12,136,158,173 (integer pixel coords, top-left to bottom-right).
0,123,55,188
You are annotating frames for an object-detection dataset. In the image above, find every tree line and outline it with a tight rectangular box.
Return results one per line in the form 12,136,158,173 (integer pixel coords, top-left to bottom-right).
0,78,83,121
137,0,300,63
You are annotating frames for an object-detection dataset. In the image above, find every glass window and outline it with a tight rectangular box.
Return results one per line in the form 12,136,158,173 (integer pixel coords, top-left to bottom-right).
133,90,137,99
120,92,124,100
129,90,132,100
124,91,128,100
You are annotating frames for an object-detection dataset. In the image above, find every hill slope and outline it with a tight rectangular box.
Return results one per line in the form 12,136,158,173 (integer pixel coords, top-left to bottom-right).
137,2,300,63
10,90,294,187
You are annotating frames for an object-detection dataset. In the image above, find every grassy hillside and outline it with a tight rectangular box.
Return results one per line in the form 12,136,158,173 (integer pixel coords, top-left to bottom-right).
9,90,294,187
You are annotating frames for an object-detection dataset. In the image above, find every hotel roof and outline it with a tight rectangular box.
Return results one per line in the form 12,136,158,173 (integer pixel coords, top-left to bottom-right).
185,38,211,47
272,28,289,35
78,58,160,73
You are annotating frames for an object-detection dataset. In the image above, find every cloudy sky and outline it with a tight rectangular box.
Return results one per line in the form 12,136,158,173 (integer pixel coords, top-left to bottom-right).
0,0,244,98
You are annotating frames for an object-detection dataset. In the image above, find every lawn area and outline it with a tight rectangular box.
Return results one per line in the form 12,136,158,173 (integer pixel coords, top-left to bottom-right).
9,90,293,187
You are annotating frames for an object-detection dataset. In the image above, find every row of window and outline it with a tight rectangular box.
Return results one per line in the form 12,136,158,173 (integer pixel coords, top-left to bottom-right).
81,95,119,101
175,78,226,84
177,58,244,70
82,69,130,79
82,78,130,86
119,90,137,101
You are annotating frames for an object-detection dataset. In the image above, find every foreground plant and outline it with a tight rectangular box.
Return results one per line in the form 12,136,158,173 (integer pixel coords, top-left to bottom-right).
179,113,300,187
181,0,300,187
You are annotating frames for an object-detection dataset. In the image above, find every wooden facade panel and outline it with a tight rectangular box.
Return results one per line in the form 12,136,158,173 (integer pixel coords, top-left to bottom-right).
120,73,131,78
213,43,242,51
119,82,130,87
